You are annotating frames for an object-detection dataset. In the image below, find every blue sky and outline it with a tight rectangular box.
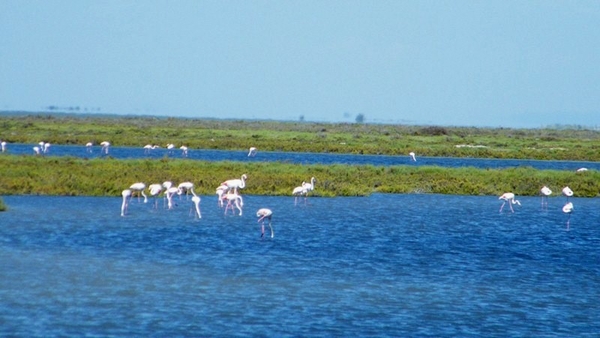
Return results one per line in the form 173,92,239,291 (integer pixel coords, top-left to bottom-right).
1,0,599,128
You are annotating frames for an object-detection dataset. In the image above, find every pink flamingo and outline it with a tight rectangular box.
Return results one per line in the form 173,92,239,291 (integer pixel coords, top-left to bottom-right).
148,183,163,209
256,208,274,238
292,182,307,205
223,192,243,216
221,174,247,194
130,182,147,203
562,186,573,201
499,192,521,213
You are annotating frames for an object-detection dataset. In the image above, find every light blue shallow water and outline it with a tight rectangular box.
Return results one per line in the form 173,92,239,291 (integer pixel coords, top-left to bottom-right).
1,194,599,336
3,143,599,171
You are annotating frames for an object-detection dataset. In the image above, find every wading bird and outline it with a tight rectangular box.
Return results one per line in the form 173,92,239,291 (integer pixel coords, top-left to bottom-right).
256,208,274,238
190,195,201,219
409,152,416,161
248,147,257,157
1,141,6,152
180,145,188,157
85,142,93,152
499,192,521,213
148,183,163,209
100,141,110,154
563,202,574,229
562,186,573,201
121,189,132,216
223,192,244,216
130,182,148,203
292,182,307,205
540,186,552,210
178,182,195,200
221,174,247,194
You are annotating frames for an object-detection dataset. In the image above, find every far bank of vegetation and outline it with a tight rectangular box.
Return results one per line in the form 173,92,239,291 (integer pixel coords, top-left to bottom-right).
1,155,599,198
1,113,600,161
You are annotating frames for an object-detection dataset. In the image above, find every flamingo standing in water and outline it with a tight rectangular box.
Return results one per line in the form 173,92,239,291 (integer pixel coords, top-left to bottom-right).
165,186,180,210
190,193,201,219
292,182,307,205
85,142,93,153
100,141,110,154
180,146,188,157
216,184,229,207
223,192,244,216
409,152,416,161
499,192,521,213
130,182,148,203
148,183,163,209
540,186,552,210
121,189,132,216
248,147,257,157
33,146,41,155
221,174,247,194
562,186,573,201
563,202,574,229
256,208,274,238
178,182,195,200
1,141,6,152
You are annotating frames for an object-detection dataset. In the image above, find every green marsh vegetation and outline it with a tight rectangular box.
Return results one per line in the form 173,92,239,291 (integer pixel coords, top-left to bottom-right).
1,155,599,197
1,113,600,161
1,113,599,198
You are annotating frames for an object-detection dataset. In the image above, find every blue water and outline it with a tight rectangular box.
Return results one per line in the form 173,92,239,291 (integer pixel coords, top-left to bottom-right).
2,143,599,171
1,194,599,336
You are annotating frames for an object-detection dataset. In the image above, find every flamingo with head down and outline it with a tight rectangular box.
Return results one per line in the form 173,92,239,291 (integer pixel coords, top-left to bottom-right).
256,208,274,238
499,192,521,213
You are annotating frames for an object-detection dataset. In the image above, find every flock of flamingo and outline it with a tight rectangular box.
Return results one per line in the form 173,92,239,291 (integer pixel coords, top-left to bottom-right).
119,170,317,238
499,185,576,229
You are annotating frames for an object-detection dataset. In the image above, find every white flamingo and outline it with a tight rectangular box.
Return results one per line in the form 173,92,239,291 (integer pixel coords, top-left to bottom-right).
100,141,110,154
562,186,573,201
148,183,163,209
180,146,188,157
43,142,51,153
166,144,175,155
563,202,574,229
292,182,307,205
409,152,416,161
499,192,521,213
1,141,7,152
216,184,229,207
165,186,180,210
190,194,201,219
130,182,148,203
143,144,159,154
121,189,132,216
540,186,552,209
178,182,195,200
33,146,41,155
248,147,257,157
221,174,247,194
223,192,244,216
85,142,93,153
256,208,274,238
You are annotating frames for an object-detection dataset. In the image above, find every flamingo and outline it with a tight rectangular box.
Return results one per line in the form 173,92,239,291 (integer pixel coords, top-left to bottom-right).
143,144,159,154
121,189,132,216
190,195,201,219
43,142,51,153
248,147,257,157
576,168,588,173
162,181,174,208
563,202,574,229
1,141,6,152
221,174,247,194
409,152,416,161
33,146,41,155
166,144,175,155
292,182,307,205
256,208,274,238
180,145,188,157
130,182,148,203
148,183,163,209
223,192,243,216
100,141,110,154
499,192,521,213
216,184,229,207
165,186,180,210
178,182,195,200
540,186,552,209
85,142,93,153
562,186,573,201
302,177,316,195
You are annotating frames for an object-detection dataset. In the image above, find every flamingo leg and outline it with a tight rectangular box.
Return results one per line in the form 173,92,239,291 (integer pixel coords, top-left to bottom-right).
499,201,505,212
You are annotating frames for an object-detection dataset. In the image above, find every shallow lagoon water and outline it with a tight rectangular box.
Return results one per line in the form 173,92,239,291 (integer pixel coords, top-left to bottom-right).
1,194,599,336
3,143,600,171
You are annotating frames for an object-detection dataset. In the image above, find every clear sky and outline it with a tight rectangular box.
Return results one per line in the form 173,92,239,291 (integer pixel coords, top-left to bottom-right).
1,0,599,128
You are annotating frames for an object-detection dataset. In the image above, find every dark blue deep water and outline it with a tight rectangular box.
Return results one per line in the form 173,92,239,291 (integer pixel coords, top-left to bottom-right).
2,143,599,171
1,194,599,337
